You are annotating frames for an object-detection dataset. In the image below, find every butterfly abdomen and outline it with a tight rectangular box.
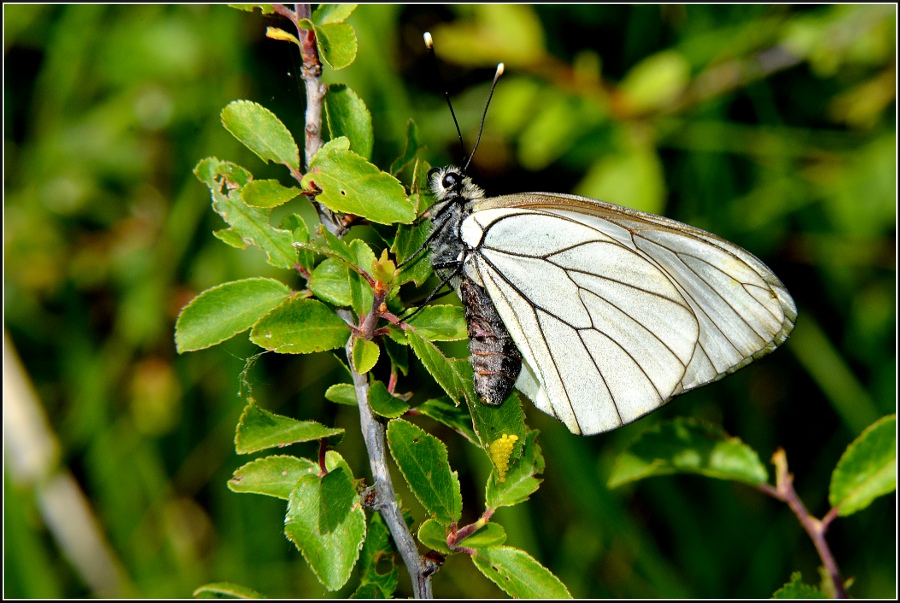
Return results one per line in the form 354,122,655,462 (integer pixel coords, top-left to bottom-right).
459,278,522,406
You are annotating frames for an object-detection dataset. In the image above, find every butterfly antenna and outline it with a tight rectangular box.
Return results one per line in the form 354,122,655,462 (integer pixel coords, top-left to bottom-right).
424,32,466,161
464,62,504,172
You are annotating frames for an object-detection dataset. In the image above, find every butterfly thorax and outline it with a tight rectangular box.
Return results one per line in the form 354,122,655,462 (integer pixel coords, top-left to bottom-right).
426,165,484,289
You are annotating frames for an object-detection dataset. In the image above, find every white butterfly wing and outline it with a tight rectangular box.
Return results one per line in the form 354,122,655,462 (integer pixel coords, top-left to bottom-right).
459,193,797,436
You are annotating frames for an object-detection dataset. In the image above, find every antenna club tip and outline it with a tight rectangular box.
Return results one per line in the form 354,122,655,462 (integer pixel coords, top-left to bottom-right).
424,32,433,48
497,63,505,76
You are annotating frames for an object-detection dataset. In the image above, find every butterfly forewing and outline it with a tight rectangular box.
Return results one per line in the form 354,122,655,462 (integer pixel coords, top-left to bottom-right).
461,192,796,436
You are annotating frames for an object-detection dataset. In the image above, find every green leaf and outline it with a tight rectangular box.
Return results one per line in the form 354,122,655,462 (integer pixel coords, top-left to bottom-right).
468,388,527,458
391,219,432,287
221,100,300,171
228,455,318,499
312,3,357,24
772,572,827,599
607,418,769,488
325,383,357,406
309,258,352,306
235,402,343,454
325,85,373,160
242,179,302,208
348,239,376,317
357,512,398,598
352,337,380,374
213,227,251,249
486,430,544,509
829,414,896,516
249,297,349,354
302,137,415,225
390,119,423,176
280,213,315,273
193,581,267,599
471,546,572,599
416,397,477,444
194,158,299,270
417,518,450,554
284,452,366,591
175,278,291,352
386,419,462,525
368,380,410,419
314,22,358,70
383,336,409,376
405,305,467,341
406,327,473,407
458,523,507,550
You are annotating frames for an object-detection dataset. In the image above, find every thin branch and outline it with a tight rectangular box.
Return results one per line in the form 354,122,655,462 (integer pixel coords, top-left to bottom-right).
343,325,433,599
271,5,431,595
759,449,848,598
274,3,340,234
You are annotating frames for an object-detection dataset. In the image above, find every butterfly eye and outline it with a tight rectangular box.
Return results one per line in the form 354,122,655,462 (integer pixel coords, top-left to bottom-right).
442,172,460,191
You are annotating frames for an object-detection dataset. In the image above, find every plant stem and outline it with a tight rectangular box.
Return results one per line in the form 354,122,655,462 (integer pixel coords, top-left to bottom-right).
274,3,340,234
272,4,431,595
759,449,848,598
344,332,433,598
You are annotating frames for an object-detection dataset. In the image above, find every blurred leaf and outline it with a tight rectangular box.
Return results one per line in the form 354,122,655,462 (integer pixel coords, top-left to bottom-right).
221,100,300,171
249,297,349,354
574,141,666,214
386,419,462,525
432,5,545,67
326,85,373,160
235,402,343,454
228,455,318,499
829,414,896,516
175,278,291,352
193,581,268,599
471,546,572,599
772,572,827,599
608,418,769,488
619,50,691,115
284,453,366,591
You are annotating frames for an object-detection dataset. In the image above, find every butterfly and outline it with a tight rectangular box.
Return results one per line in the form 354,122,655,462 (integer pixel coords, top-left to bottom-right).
425,164,797,436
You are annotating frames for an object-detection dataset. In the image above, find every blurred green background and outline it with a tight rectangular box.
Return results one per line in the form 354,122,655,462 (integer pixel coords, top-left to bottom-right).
4,4,895,598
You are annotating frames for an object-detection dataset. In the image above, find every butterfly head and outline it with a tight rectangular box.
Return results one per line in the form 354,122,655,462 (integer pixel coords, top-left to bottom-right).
428,165,484,203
